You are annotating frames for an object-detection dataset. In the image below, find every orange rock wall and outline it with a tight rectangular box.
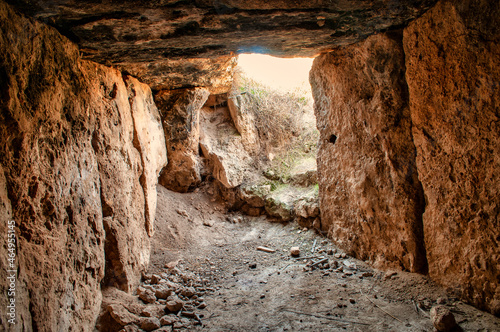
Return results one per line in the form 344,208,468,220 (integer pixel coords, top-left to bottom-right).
0,2,166,330
311,0,499,315
404,0,500,314
310,32,427,273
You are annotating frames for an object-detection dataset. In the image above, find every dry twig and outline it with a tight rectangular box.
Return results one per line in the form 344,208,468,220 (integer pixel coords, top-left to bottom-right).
281,308,370,326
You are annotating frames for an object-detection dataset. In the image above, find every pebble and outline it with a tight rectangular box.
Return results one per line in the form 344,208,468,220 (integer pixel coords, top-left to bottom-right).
165,296,184,313
436,297,447,305
383,271,398,280
249,263,257,269
290,247,300,257
180,287,196,298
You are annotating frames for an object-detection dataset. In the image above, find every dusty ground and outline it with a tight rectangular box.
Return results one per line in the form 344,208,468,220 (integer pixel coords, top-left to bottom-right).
143,184,500,331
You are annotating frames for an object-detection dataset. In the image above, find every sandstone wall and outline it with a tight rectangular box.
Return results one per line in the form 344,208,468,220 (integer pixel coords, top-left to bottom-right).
310,33,426,273
404,0,500,314
311,0,499,315
0,2,166,331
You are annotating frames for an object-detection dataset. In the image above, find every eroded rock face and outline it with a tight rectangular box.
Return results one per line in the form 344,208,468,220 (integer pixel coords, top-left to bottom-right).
156,88,210,193
9,0,437,90
0,2,166,330
126,78,168,237
404,0,500,314
227,93,260,155
199,106,254,188
310,32,427,273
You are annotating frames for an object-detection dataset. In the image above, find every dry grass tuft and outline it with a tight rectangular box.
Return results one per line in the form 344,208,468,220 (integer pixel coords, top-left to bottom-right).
232,70,319,174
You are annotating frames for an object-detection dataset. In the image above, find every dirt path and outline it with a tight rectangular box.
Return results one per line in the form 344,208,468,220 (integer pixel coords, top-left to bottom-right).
144,185,500,331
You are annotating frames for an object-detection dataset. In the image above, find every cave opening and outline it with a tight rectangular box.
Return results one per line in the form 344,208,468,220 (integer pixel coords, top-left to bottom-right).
1,0,499,331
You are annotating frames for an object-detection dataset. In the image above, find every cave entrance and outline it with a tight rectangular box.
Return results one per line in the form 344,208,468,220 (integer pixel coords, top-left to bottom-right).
196,53,320,225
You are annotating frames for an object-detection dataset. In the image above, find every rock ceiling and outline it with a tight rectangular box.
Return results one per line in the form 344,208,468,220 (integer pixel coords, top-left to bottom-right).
10,0,438,90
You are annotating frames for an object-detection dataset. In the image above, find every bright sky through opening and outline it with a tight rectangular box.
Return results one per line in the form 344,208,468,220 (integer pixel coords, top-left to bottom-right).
237,54,314,93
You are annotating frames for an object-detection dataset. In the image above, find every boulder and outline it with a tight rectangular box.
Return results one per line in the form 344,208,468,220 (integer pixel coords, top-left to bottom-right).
227,93,261,155
288,158,318,187
199,106,254,188
108,304,141,326
156,88,210,192
140,317,161,332
430,305,457,332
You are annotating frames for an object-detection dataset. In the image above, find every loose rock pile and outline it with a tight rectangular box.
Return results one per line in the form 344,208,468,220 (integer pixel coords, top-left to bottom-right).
104,267,211,331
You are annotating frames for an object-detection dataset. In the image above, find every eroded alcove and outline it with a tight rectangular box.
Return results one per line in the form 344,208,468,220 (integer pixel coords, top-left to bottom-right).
0,0,499,331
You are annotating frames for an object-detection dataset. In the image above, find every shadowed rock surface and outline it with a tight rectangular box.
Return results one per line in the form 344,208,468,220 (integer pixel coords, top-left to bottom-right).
6,0,438,90
0,2,166,330
404,0,500,315
310,0,499,316
310,32,427,274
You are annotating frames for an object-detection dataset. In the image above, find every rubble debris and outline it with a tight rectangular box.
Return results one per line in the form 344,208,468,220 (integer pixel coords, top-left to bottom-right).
140,317,161,331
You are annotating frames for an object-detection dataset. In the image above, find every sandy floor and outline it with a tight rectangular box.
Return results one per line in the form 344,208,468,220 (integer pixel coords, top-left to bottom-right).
142,184,500,331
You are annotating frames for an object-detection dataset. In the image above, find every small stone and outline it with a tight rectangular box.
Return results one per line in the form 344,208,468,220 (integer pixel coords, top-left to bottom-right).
430,305,457,332
327,249,334,255
119,325,140,332
108,304,140,326
203,219,214,227
154,285,172,299
362,272,373,278
260,294,265,299
383,271,398,280
140,305,166,318
139,289,157,304
175,209,188,217
140,317,161,331
180,287,196,298
290,247,300,257
151,274,162,284
436,297,447,305
249,263,257,269
197,302,207,309
165,295,184,313
349,298,356,304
